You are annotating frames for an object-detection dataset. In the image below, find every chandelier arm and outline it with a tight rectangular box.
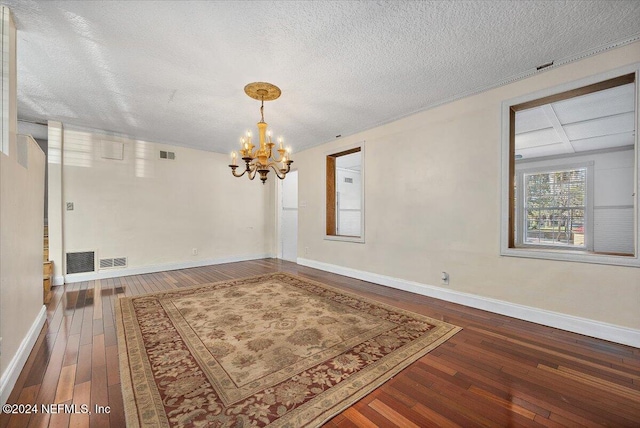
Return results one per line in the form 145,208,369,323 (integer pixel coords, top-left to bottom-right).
273,148,288,163
230,167,248,178
268,164,287,180
281,161,293,175
229,159,253,177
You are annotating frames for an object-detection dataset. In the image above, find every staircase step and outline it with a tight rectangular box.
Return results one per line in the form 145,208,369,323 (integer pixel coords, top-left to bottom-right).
43,261,53,276
43,277,52,304
43,260,54,304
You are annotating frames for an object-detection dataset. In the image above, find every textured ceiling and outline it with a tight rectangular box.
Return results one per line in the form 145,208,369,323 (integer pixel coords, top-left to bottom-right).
6,1,640,154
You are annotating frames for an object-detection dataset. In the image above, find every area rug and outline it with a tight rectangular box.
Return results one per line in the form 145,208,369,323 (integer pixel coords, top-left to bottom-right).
116,272,461,427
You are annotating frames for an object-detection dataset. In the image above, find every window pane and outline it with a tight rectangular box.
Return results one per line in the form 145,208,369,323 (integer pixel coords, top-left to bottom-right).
524,168,586,247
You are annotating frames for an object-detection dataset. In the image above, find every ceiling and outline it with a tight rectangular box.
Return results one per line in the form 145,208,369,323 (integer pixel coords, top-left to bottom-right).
6,1,640,154
515,83,636,159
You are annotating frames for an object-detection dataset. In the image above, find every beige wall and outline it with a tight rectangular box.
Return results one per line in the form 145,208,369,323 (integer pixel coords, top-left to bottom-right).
0,135,45,390
56,126,275,280
295,42,640,330
0,6,46,403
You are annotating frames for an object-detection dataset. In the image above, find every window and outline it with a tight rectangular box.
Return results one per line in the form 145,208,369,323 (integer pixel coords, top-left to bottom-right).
516,165,592,249
326,144,364,242
501,66,639,266
1,6,14,155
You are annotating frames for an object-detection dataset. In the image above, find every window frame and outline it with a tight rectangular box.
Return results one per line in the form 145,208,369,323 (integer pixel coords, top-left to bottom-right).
500,64,640,267
325,142,365,243
515,162,594,251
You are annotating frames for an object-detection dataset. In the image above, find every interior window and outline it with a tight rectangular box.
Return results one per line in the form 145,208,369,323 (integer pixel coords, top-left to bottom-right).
502,71,638,265
326,146,364,241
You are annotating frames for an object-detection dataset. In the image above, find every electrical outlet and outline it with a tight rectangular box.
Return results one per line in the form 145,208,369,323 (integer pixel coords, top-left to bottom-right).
304,247,309,256
192,248,198,256
66,202,74,211
441,271,449,285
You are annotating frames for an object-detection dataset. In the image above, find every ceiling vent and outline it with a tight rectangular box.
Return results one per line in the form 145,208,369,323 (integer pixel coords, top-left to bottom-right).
99,257,128,269
160,150,176,160
66,251,95,274
536,61,554,71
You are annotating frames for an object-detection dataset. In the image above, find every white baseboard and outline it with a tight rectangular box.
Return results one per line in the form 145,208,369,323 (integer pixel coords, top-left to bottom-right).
1,305,47,406
53,275,64,286
63,253,273,284
297,258,640,348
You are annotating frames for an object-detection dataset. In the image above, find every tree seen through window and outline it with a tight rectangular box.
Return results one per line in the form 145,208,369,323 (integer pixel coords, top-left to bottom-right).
524,168,586,247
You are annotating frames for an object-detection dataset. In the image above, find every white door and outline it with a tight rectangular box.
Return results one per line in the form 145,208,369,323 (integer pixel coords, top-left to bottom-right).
280,170,298,262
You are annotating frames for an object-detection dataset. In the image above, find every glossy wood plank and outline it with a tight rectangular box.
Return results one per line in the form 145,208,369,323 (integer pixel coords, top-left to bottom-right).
1,259,638,427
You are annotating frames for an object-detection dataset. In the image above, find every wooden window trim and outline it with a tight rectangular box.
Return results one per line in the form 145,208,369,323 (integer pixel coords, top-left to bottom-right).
326,155,336,235
326,146,362,238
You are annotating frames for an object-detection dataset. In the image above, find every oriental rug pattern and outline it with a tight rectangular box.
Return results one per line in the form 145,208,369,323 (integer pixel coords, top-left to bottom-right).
116,272,461,427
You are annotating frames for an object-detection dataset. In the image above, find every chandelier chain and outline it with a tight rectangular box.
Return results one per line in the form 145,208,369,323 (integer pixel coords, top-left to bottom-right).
260,99,264,123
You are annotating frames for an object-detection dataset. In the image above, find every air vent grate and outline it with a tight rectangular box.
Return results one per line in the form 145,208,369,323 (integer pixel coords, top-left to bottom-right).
67,251,95,274
160,151,176,160
99,258,113,269
99,257,128,270
344,177,353,183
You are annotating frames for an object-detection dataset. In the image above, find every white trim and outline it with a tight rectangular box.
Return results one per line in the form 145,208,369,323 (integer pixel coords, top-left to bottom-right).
53,275,64,286
500,63,640,267
297,258,640,348
324,235,365,244
1,305,46,406
64,253,272,283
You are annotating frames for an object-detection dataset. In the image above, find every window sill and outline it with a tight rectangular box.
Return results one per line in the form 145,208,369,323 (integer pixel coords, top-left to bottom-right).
325,235,365,244
501,247,639,267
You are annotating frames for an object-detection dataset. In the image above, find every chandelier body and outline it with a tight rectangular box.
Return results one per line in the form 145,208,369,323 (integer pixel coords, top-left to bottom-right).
229,82,293,184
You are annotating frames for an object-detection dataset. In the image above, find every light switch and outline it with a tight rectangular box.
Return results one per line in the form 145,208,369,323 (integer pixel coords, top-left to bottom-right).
66,202,74,211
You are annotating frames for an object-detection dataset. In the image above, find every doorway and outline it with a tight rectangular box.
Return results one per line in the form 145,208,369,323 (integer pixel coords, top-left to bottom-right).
279,170,298,262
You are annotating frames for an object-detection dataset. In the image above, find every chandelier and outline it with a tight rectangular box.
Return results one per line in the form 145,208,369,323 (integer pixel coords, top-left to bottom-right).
229,82,293,184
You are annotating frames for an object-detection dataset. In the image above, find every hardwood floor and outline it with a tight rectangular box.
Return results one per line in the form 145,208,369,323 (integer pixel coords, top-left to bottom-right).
1,259,639,427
